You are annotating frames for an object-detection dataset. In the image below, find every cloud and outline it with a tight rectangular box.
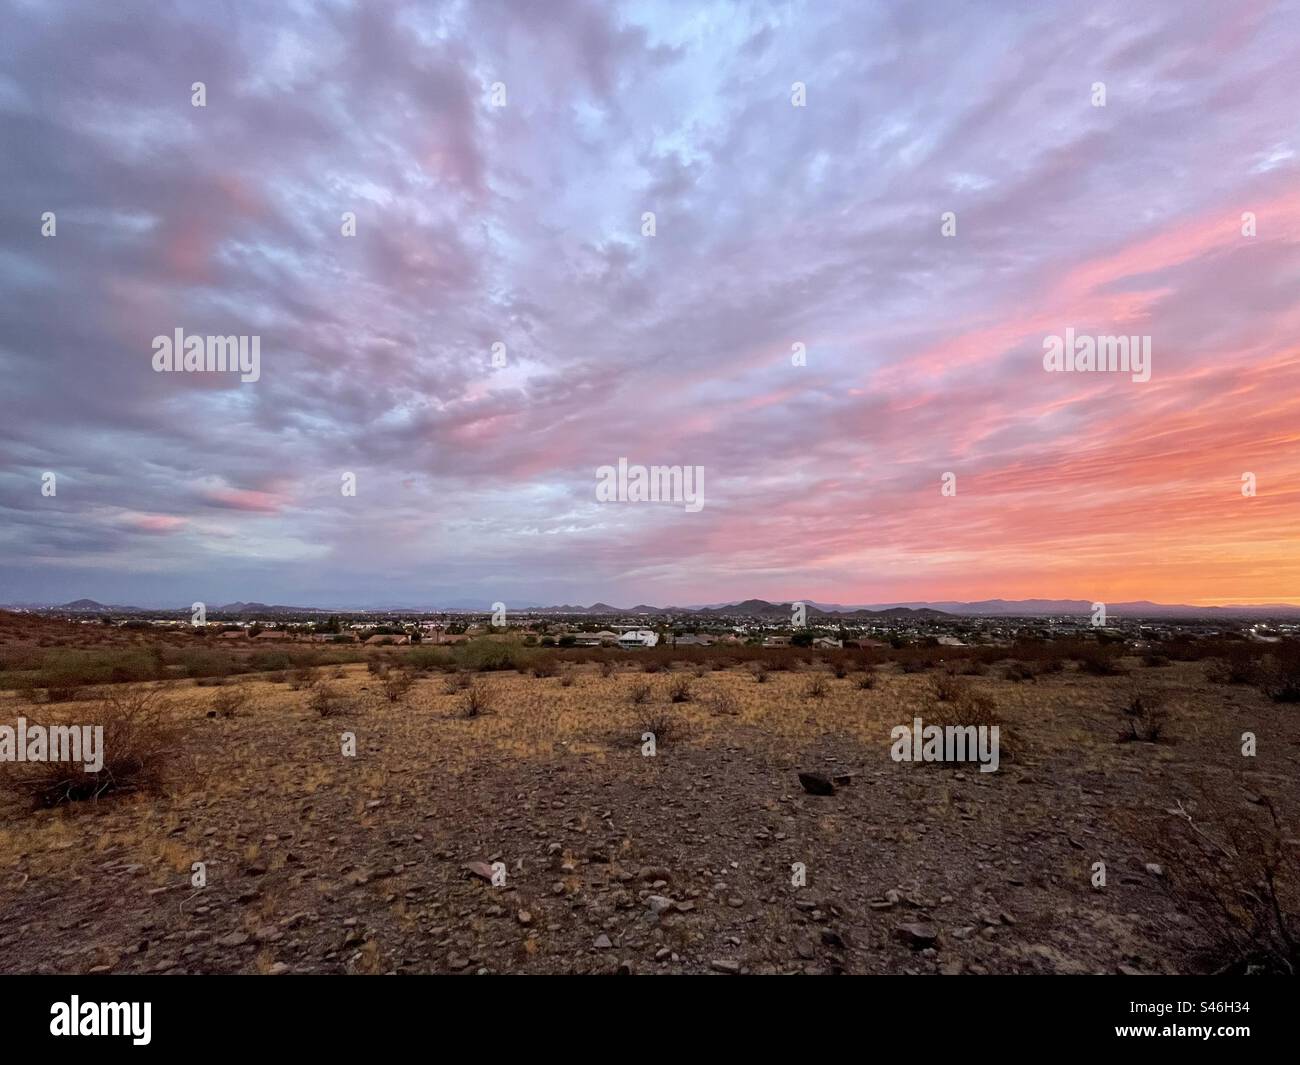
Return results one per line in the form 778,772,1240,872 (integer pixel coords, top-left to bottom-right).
2,0,1298,606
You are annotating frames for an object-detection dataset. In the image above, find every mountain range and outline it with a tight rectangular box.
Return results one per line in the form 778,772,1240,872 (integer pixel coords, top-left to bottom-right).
8,596,1299,619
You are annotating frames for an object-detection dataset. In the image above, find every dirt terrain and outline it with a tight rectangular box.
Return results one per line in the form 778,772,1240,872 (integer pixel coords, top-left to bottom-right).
1,656,1297,975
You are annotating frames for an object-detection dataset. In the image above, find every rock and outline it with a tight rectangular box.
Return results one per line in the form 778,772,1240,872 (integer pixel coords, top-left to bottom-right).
463,861,496,883
216,931,249,948
797,772,835,796
1144,863,1165,878
939,959,964,975
516,910,533,926
710,959,741,974
646,895,674,916
895,923,938,949
268,962,290,975
593,934,612,950
831,773,854,787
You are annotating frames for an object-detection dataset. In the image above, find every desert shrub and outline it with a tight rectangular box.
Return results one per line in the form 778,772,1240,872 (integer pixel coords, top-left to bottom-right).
248,650,294,673
899,657,932,675
752,664,770,684
454,639,534,673
442,671,472,694
1117,686,1168,742
14,649,161,698
704,689,739,716
668,675,692,703
308,683,352,718
531,658,558,679
1141,653,1171,668
1003,660,1039,683
406,647,454,672
628,681,651,706
366,657,386,675
803,674,829,699
832,661,849,679
1147,787,1299,975
692,664,708,679
638,708,677,747
1205,645,1263,686
931,673,967,703
854,670,876,690
641,661,662,674
178,648,236,679
5,687,183,807
211,684,253,718
460,681,493,718
557,667,576,688
1256,647,1300,703
926,688,1001,730
599,660,616,679
1077,647,1125,676
380,669,415,703
287,666,317,691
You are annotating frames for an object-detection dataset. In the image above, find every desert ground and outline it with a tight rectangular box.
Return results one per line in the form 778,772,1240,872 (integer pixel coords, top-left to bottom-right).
1,644,1297,975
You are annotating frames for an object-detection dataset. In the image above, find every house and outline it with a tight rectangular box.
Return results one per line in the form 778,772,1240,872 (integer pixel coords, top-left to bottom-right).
762,635,792,648
218,629,247,639
617,629,659,648
674,634,715,646
812,636,842,649
253,630,291,640
365,634,411,646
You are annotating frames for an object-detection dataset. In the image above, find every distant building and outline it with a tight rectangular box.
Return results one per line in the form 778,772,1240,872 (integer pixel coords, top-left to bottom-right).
618,629,659,648
674,634,715,646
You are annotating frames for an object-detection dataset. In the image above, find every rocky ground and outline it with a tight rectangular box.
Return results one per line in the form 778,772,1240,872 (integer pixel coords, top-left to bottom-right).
1,658,1296,974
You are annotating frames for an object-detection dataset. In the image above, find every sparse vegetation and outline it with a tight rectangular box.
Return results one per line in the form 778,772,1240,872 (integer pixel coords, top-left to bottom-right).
4,687,183,807
803,674,829,699
1147,786,1299,975
460,680,494,718
1117,685,1168,742
379,668,415,703
211,683,253,718
308,682,352,718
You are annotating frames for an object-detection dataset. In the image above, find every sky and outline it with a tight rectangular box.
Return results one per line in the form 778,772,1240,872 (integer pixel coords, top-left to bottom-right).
1,0,1299,609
